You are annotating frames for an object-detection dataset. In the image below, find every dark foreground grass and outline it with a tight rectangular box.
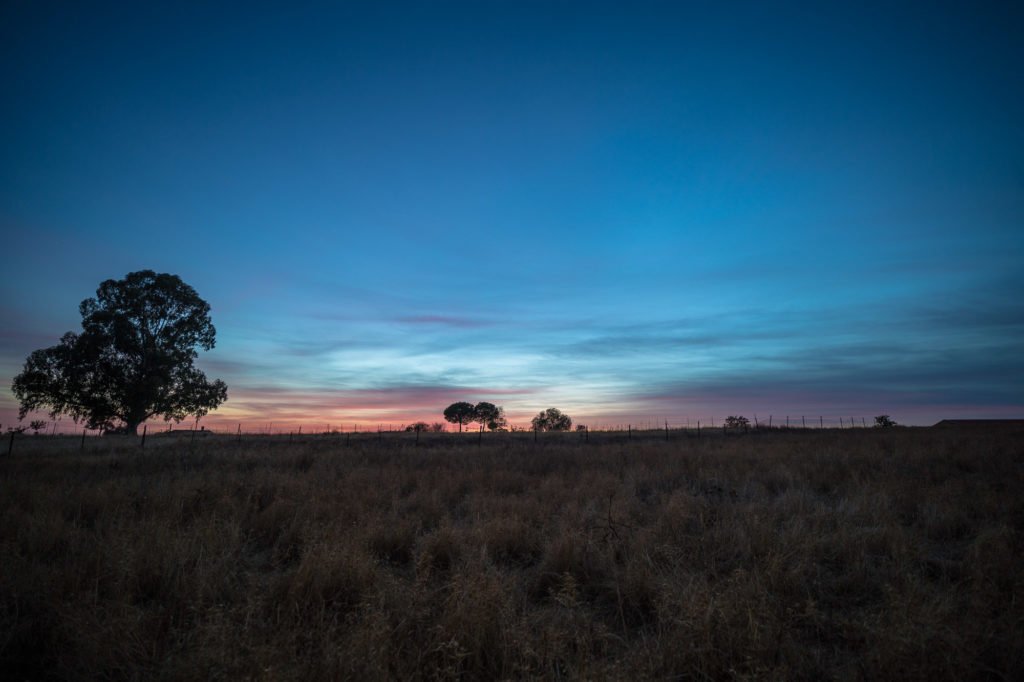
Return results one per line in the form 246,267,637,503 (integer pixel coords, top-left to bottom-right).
1,428,1022,680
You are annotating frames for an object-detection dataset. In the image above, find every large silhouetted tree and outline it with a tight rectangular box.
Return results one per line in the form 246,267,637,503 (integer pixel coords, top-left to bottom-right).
531,407,572,432
12,270,228,435
443,402,476,432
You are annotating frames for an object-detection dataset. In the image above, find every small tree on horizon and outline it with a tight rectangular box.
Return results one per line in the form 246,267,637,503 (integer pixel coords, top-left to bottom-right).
531,407,572,432
874,415,897,428
724,415,750,430
443,402,476,432
473,402,507,431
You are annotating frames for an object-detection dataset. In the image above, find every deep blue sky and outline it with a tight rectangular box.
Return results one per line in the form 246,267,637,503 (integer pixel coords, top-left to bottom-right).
2,1,1022,429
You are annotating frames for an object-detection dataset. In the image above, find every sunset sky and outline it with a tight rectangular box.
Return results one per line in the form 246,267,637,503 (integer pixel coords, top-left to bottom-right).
2,1,1022,431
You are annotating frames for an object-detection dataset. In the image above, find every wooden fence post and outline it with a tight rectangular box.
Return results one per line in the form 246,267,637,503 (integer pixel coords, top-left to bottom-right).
140,424,147,449
81,428,87,451
8,430,15,456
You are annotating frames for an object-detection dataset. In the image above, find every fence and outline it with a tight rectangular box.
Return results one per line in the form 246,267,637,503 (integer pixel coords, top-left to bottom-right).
5,414,889,455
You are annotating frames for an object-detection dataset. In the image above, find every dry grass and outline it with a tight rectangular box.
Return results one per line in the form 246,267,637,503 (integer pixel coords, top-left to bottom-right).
1,428,1022,680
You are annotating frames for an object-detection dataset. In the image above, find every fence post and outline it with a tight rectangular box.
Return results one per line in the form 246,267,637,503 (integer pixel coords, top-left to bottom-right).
665,420,669,441
769,415,772,428
140,424,147,449
840,417,844,429
628,424,632,440
237,423,242,443
8,430,15,456
820,416,823,429
697,420,701,438
479,424,483,446
81,428,87,451
802,416,806,428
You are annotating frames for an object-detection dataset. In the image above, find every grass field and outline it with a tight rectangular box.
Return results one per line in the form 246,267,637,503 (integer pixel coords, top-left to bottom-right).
1,427,1022,680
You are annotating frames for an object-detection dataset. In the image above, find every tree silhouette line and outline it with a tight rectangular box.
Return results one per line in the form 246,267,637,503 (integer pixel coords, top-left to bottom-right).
9,271,899,436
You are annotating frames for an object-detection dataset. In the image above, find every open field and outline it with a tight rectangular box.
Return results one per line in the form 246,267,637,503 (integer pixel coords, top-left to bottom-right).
2,428,1022,680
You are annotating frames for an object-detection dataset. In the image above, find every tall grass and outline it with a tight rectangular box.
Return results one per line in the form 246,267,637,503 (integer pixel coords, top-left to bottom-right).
1,428,1021,679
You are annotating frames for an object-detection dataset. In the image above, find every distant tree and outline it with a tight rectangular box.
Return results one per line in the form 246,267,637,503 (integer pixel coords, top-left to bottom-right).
531,408,572,432
428,422,447,432
443,402,476,432
29,419,47,435
405,422,430,433
11,271,228,435
575,424,587,432
473,402,507,431
724,415,750,430
874,415,897,428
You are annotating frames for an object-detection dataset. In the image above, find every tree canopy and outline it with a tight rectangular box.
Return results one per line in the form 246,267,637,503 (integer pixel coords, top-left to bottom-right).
442,402,476,432
724,415,750,429
11,270,228,435
473,402,507,431
531,407,572,432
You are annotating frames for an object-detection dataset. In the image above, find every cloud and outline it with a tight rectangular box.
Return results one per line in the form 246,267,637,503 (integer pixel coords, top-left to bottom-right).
394,315,493,328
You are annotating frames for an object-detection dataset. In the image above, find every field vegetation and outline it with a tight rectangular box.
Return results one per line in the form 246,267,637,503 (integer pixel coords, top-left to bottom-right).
1,427,1022,680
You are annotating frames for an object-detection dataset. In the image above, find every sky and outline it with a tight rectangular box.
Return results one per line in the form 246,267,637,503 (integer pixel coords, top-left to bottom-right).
1,1,1022,431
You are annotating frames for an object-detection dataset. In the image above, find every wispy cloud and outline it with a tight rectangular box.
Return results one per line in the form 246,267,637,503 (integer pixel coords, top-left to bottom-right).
394,315,493,328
